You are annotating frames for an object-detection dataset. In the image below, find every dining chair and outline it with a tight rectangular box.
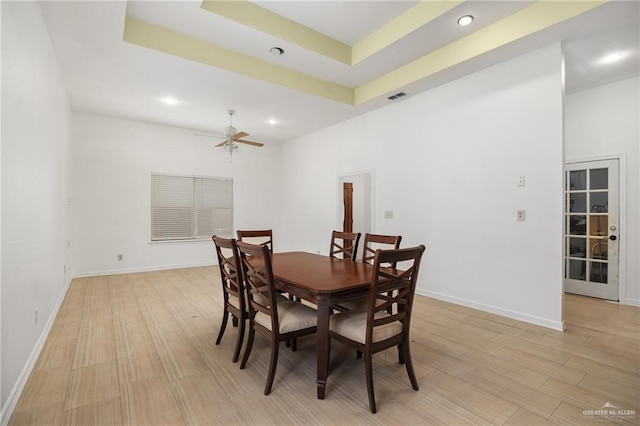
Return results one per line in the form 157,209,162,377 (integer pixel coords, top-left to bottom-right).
361,233,402,266
237,241,318,395
237,228,302,307
329,245,426,413
333,233,403,314
329,230,361,261
236,229,273,253
211,235,247,363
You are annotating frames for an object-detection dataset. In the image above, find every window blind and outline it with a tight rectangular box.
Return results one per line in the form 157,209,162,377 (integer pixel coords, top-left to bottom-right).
151,174,233,241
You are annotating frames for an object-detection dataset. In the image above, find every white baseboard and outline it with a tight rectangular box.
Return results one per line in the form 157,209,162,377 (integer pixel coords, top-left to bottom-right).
416,288,565,332
72,261,216,279
624,297,640,307
1,276,74,426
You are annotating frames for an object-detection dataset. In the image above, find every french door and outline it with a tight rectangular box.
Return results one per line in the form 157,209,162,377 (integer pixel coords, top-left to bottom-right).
564,159,619,301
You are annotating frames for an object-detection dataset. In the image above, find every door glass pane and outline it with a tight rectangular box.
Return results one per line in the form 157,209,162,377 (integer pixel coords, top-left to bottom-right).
590,262,607,283
570,193,586,212
569,215,587,235
568,259,586,280
569,170,587,190
589,237,608,260
569,237,586,257
589,215,608,236
590,168,608,190
590,192,608,212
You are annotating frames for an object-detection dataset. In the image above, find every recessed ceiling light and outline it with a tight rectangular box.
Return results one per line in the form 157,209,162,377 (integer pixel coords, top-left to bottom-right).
270,47,284,56
158,96,182,106
457,15,474,26
598,51,626,65
267,118,278,125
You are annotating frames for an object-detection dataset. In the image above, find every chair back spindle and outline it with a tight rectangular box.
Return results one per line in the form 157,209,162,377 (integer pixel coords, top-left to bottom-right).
237,229,273,253
367,246,425,342
329,230,361,261
211,235,246,363
237,241,280,329
362,233,402,267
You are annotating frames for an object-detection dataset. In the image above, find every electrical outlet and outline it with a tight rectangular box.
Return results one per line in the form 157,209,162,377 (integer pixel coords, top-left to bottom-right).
117,254,124,261
384,211,394,219
518,176,525,187
517,210,526,221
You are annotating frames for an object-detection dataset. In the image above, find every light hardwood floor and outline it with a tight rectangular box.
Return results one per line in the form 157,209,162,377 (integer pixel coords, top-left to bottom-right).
9,266,639,425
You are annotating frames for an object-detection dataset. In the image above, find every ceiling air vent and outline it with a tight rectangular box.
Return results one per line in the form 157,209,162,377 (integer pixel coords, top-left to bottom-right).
387,92,407,101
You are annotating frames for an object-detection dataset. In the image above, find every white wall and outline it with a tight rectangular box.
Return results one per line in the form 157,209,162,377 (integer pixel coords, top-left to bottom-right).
1,1,72,417
565,77,640,305
71,113,283,276
281,44,565,330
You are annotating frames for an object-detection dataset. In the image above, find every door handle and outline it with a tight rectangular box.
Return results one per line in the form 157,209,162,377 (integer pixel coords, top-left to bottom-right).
609,235,617,241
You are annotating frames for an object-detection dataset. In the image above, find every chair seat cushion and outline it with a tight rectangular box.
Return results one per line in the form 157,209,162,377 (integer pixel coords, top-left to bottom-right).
329,310,401,344
335,297,367,312
334,296,386,312
255,301,317,333
228,294,241,310
228,292,286,311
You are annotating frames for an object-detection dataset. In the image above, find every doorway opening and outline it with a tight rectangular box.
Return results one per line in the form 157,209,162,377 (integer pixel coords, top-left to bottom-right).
338,170,374,257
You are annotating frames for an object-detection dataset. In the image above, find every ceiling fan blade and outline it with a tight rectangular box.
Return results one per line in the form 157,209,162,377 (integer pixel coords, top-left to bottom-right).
215,140,228,147
235,139,264,147
232,131,249,139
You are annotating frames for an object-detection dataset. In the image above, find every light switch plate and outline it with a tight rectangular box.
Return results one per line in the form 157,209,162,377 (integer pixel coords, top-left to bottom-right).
384,211,393,219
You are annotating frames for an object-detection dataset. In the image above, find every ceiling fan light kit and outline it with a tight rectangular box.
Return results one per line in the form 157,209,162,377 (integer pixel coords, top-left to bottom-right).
222,142,239,155
213,110,265,159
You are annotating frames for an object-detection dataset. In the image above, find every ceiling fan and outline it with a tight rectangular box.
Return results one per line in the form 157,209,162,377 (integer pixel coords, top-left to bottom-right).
210,110,264,157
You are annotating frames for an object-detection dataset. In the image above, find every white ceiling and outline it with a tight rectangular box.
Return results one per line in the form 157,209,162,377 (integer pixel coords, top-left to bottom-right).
39,1,639,146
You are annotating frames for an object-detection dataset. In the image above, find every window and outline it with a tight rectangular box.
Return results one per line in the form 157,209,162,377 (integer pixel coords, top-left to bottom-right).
151,173,233,241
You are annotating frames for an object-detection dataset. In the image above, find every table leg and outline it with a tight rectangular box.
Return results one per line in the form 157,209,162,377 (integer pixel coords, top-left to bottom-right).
316,295,330,399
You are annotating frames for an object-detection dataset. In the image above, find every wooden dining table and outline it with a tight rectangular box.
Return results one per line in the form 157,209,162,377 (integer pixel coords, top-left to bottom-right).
269,251,374,399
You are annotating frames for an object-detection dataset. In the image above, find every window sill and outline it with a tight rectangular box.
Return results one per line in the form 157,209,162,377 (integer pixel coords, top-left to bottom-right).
148,239,213,245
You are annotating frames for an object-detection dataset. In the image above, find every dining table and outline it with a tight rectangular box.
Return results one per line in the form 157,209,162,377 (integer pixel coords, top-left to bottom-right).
268,251,375,399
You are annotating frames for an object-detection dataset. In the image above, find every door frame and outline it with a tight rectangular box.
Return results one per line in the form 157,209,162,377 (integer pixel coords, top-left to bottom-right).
342,182,354,233
565,154,627,304
337,169,375,240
